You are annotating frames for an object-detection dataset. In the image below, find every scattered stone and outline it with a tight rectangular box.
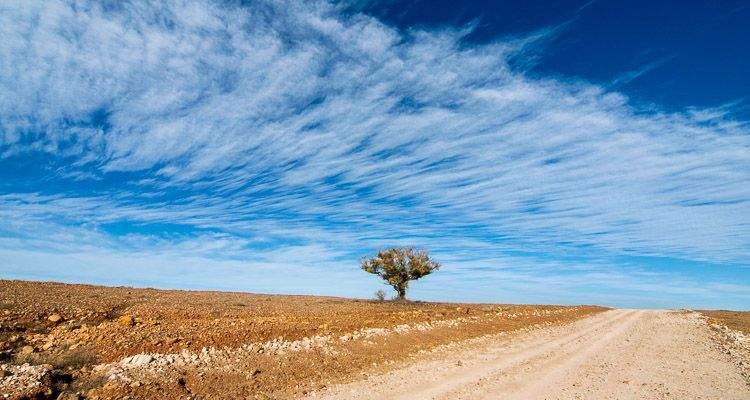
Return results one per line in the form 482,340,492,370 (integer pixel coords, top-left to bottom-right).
56,393,83,400
0,363,53,399
20,345,35,355
123,354,153,366
48,314,63,323
118,315,135,327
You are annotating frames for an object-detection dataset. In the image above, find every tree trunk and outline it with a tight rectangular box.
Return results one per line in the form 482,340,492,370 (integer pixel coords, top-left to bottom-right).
396,284,407,300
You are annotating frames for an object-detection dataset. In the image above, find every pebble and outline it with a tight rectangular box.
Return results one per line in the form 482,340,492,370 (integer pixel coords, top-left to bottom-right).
118,315,135,327
48,314,63,323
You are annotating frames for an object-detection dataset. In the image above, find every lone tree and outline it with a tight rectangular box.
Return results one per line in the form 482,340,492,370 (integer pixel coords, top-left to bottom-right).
361,247,440,300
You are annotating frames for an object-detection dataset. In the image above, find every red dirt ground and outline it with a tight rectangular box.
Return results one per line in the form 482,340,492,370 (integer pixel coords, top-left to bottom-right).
0,280,605,399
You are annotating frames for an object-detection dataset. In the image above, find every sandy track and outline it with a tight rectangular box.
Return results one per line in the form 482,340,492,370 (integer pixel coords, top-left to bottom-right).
305,310,749,399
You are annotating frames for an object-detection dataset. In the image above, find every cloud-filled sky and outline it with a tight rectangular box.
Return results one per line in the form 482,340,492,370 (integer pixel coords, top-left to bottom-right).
1,0,749,309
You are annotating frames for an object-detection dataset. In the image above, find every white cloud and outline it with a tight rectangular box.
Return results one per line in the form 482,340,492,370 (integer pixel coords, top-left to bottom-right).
0,0,749,306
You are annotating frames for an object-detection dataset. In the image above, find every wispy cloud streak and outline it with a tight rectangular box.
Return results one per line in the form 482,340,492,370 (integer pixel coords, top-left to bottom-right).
0,0,748,307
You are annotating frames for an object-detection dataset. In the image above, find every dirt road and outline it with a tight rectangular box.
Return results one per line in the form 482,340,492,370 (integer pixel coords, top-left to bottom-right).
305,310,749,399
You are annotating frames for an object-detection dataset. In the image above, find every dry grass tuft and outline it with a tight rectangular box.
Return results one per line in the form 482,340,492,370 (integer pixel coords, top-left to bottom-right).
14,347,98,370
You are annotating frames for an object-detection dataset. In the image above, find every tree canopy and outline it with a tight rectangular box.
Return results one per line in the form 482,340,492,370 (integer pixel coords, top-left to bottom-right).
361,247,440,300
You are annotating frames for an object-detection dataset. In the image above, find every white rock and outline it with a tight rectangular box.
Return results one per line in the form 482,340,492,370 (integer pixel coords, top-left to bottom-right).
124,354,154,366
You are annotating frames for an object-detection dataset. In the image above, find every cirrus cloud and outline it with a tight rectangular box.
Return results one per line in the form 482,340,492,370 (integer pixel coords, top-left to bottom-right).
0,0,748,307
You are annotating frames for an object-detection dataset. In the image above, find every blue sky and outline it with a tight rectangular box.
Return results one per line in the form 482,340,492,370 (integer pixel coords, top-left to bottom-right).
1,0,749,309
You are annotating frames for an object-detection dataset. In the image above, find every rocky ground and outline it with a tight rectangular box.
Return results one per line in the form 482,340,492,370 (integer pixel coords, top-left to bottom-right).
701,310,750,385
0,280,604,399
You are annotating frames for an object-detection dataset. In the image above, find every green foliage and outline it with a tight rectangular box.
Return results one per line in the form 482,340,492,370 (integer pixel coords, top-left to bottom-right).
361,247,440,300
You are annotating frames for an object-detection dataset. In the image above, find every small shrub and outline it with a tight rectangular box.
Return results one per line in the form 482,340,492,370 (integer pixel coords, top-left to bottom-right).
374,289,386,302
54,347,98,369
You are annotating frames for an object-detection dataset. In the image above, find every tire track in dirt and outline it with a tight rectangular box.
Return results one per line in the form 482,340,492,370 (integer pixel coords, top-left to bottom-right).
444,309,645,400
388,309,639,400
